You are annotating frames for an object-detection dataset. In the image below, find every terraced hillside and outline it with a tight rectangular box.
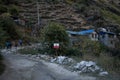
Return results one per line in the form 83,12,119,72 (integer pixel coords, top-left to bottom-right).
18,0,120,33
18,1,88,31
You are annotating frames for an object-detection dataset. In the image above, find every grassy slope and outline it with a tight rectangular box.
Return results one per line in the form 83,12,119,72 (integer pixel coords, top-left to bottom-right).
101,9,120,25
70,0,120,31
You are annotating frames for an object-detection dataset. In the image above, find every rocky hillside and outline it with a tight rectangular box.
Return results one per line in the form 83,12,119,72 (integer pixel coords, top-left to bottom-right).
18,1,86,31
17,0,120,33
0,0,120,43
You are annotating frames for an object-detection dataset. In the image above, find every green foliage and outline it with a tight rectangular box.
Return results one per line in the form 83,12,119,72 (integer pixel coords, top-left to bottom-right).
66,47,82,56
65,0,75,4
9,5,19,16
0,14,19,39
101,9,120,25
0,27,9,46
42,22,69,55
0,54,5,75
74,3,86,11
18,48,39,55
45,0,60,3
77,0,91,5
0,54,3,60
0,5,7,14
74,36,106,57
98,54,120,73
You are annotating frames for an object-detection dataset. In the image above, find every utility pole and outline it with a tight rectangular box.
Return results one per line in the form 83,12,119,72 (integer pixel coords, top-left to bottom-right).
37,1,40,28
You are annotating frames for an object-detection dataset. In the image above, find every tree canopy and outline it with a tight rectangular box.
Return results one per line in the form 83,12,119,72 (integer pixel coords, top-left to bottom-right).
42,22,69,55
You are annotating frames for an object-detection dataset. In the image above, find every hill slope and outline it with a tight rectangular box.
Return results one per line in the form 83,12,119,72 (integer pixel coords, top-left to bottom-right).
18,0,120,33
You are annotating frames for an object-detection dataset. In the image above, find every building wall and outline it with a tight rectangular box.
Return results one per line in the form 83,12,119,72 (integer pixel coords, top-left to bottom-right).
99,34,116,48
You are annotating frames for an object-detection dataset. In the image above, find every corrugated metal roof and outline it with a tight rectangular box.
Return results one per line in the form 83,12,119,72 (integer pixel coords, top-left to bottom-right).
67,29,94,35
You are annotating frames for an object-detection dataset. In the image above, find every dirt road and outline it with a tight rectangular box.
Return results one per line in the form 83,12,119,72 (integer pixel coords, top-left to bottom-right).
0,48,96,80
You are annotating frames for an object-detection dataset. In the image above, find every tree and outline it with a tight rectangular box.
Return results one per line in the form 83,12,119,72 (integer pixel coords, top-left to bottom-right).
0,27,8,47
42,22,69,55
9,5,19,16
0,5,7,14
0,13,19,39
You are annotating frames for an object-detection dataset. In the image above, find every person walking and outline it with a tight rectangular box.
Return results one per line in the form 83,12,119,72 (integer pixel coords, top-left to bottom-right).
5,41,11,49
18,39,23,46
5,41,9,49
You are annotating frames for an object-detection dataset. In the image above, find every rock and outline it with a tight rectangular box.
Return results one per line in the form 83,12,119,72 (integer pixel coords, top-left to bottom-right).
56,56,66,64
50,56,75,65
50,58,57,63
99,71,109,76
74,61,101,73
36,56,40,59
95,65,100,71
86,61,96,67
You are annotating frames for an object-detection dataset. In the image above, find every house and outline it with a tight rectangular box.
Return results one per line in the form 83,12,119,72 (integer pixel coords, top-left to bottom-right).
98,28,119,48
67,29,99,46
67,28,119,48
67,29,98,41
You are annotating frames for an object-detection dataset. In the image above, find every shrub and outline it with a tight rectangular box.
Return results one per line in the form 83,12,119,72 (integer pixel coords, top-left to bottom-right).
66,47,82,56
0,5,7,14
74,36,106,57
42,22,69,56
0,27,9,46
9,5,19,16
0,54,3,60
101,9,120,25
0,62,5,75
0,54,5,75
45,0,63,3
98,54,120,73
74,3,86,12
0,14,20,39
18,48,39,55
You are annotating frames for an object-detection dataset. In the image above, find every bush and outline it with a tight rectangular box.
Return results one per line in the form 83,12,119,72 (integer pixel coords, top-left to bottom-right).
45,0,59,3
42,22,69,56
0,54,5,75
9,5,19,16
0,54,3,60
18,48,39,55
0,27,9,46
0,62,5,75
74,3,86,12
66,47,82,56
0,14,20,39
101,9,120,25
98,54,120,73
0,5,7,14
73,36,106,57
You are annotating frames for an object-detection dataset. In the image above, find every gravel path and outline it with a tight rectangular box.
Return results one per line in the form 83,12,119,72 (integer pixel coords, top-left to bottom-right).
0,48,96,80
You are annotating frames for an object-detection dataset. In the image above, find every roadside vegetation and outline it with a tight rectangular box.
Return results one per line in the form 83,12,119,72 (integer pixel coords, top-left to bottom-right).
72,36,120,74
19,47,39,55
0,54,5,75
41,22,70,56
18,22,120,76
101,9,120,25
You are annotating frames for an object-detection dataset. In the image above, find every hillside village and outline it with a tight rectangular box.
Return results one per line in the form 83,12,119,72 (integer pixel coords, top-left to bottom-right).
0,0,120,80
13,0,120,49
